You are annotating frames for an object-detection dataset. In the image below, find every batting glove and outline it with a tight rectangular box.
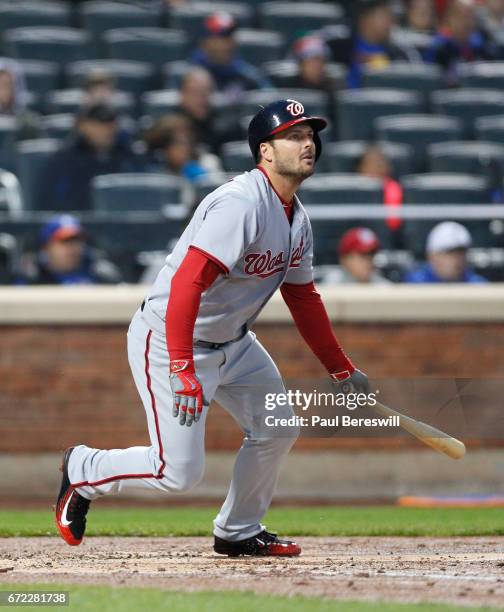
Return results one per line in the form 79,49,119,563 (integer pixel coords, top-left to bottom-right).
169,359,204,427
330,368,370,395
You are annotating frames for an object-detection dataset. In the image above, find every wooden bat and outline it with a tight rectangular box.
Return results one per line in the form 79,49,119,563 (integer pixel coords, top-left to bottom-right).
368,400,466,460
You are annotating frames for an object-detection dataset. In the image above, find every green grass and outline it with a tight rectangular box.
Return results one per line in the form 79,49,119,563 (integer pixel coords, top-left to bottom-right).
0,506,503,538
0,585,498,612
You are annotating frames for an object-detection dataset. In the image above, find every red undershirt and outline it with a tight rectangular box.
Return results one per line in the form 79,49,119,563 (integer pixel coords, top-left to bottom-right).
165,170,354,376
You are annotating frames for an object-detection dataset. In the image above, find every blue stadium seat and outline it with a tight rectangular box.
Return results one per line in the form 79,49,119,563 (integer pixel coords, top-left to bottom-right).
221,141,254,173
40,114,75,140
92,173,184,212
0,1,72,36
428,142,504,189
258,2,344,45
65,60,156,96
235,29,286,67
431,89,504,139
4,27,94,67
459,62,504,90
263,60,346,89
45,89,135,116
337,89,424,141
362,62,443,96
104,28,189,69
78,1,162,47
141,90,180,119
475,115,504,144
16,139,61,210
401,173,492,254
169,2,254,44
298,174,384,205
321,141,414,178
375,114,463,171
18,60,60,97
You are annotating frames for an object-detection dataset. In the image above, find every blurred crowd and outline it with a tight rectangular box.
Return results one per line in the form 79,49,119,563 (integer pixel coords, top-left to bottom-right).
0,0,503,284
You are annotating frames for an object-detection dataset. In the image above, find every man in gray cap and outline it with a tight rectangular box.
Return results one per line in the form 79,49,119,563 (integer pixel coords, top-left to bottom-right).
404,221,488,283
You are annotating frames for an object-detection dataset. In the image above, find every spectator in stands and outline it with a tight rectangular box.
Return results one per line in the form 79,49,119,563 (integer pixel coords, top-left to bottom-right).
355,145,403,233
36,103,141,211
424,0,496,85
82,70,117,106
190,13,271,100
347,0,417,88
15,215,121,285
404,221,487,283
143,114,222,182
0,58,40,140
477,0,504,37
405,0,436,33
321,227,390,284
176,67,240,154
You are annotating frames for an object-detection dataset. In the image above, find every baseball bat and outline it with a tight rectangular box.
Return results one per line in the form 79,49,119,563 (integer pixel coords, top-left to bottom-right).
368,400,466,460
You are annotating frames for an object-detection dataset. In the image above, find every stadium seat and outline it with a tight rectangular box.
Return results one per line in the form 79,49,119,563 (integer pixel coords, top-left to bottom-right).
337,89,424,141
401,173,492,254
459,62,504,90
169,2,254,44
195,173,235,201
240,89,329,122
92,174,184,212
16,139,61,210
0,170,23,215
162,60,191,89
321,141,415,178
4,27,94,67
104,28,189,69
298,174,384,205
40,114,75,140
45,89,135,116
221,141,254,173
0,117,17,173
141,90,180,119
65,60,156,96
258,2,344,44
428,142,504,189
78,1,162,47
263,60,346,90
431,89,504,138
235,29,286,67
475,115,504,144
362,62,443,96
0,1,72,35
390,27,432,55
374,114,463,171
17,60,60,97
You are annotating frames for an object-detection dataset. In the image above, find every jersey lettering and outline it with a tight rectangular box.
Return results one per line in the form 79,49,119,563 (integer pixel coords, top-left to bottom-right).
244,250,286,278
289,236,305,268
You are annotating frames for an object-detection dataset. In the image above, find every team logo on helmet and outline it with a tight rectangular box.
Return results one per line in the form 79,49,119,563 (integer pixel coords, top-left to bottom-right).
286,100,304,117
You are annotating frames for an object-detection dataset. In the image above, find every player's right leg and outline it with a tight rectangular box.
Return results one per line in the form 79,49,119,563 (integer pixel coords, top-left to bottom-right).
55,307,222,545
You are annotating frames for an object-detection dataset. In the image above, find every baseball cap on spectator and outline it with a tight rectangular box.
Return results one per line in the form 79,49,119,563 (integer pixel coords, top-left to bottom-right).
39,215,84,246
338,227,381,256
293,36,329,61
78,102,118,123
203,13,237,37
426,221,471,254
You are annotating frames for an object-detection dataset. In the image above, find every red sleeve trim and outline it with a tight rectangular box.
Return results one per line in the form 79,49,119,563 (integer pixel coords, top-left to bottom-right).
282,281,314,288
189,245,229,275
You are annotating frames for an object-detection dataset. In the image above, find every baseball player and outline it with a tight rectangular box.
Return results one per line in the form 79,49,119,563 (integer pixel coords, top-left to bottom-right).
56,99,369,556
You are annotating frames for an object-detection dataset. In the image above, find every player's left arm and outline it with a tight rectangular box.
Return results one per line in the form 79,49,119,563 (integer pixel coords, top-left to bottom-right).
281,219,369,394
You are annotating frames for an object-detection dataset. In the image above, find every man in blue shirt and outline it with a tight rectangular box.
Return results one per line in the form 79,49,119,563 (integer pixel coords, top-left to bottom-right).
405,221,487,283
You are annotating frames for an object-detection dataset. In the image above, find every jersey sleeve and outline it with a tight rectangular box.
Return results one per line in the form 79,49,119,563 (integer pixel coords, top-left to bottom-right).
282,216,314,285
190,190,260,274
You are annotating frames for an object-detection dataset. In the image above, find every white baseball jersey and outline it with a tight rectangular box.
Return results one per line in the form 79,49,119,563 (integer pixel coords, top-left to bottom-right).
142,167,314,343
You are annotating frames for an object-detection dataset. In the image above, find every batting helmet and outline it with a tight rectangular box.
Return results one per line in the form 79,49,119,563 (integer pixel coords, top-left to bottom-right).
248,99,328,163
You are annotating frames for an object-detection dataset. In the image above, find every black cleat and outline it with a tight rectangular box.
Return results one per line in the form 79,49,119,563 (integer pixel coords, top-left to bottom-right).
214,529,301,557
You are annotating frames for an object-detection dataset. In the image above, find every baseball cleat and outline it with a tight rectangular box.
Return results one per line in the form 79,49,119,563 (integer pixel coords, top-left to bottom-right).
214,529,301,557
55,447,91,546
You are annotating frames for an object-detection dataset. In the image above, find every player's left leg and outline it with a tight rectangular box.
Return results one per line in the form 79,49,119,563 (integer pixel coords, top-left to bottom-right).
211,331,300,555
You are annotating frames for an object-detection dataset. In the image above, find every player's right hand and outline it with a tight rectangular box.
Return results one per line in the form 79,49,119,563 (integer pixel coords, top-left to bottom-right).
169,360,204,427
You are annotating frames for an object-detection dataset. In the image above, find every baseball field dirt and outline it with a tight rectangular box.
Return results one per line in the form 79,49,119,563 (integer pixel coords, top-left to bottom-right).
1,536,503,609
